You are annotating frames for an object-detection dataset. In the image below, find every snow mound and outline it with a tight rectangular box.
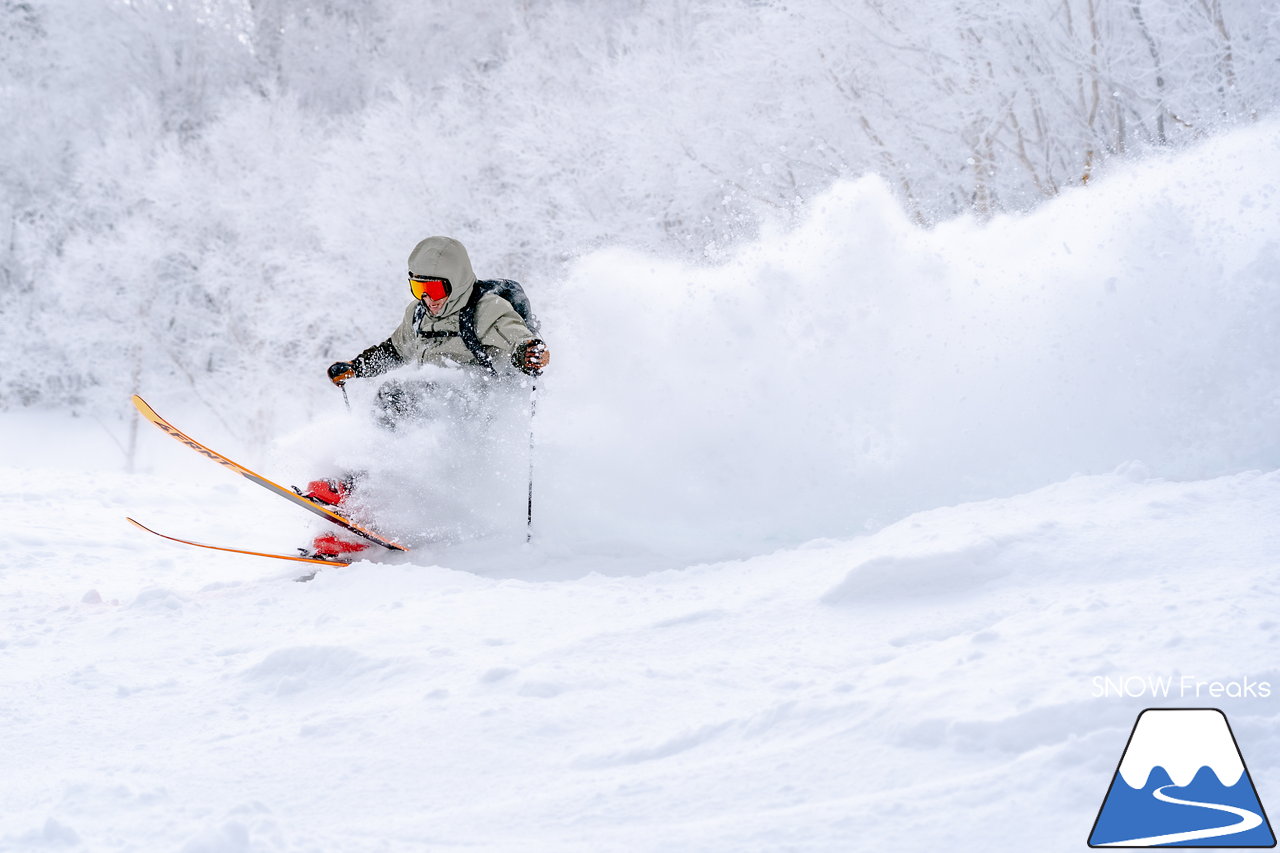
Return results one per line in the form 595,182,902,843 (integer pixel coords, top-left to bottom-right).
821,540,1011,603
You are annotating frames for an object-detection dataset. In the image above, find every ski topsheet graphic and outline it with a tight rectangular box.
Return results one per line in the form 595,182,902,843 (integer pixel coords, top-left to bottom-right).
130,395,406,552
1089,708,1276,848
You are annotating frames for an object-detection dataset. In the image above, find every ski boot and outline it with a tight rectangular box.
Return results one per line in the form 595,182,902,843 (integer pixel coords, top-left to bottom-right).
300,532,370,561
294,475,371,561
295,476,354,508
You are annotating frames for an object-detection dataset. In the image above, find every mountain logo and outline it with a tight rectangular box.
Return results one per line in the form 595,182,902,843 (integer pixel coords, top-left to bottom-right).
1089,708,1275,847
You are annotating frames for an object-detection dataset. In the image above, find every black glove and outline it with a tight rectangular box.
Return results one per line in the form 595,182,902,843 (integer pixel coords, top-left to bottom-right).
512,339,549,375
327,361,357,386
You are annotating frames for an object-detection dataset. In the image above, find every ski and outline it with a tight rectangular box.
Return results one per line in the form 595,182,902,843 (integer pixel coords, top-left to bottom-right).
127,517,350,572
131,395,407,552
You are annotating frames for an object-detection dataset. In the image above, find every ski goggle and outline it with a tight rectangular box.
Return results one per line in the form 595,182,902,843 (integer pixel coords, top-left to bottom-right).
409,275,452,302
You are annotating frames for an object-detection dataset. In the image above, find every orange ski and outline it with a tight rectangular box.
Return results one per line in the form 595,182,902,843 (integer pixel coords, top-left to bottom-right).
131,395,407,552
127,517,349,568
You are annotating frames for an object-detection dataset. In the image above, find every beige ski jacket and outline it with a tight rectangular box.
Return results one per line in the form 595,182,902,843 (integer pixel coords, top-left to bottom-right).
351,237,537,377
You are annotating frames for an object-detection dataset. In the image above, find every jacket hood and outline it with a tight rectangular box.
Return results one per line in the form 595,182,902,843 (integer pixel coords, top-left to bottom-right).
407,236,478,317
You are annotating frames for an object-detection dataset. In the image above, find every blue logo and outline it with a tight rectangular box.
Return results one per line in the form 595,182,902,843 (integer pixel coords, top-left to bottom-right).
1089,708,1275,847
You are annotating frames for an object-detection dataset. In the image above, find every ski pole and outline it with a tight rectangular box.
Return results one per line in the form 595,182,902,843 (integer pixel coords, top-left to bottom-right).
340,383,351,411
526,377,538,543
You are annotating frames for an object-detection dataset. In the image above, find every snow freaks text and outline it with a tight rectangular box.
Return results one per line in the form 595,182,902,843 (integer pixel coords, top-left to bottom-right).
1092,676,1272,700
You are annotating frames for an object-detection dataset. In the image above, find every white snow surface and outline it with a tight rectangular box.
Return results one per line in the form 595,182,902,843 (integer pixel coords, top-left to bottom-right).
4,124,1280,850
6,449,1280,851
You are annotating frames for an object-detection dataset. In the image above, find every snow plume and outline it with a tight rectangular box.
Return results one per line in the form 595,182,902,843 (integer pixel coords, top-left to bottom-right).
275,365,534,550
532,121,1280,560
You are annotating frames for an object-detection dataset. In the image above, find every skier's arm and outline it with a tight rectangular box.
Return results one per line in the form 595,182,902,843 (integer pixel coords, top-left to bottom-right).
350,339,403,377
327,339,404,386
478,297,550,375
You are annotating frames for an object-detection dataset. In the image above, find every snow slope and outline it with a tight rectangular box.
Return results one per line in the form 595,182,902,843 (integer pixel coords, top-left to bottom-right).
5,450,1280,851
3,123,1280,850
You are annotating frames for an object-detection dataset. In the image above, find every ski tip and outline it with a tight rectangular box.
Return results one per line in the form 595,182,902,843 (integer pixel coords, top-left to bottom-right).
130,395,157,419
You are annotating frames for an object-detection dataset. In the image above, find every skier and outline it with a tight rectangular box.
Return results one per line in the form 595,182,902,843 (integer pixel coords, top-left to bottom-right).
299,236,550,559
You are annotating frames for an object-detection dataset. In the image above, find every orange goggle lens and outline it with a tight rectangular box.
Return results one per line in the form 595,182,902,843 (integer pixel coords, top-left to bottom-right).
409,276,451,302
